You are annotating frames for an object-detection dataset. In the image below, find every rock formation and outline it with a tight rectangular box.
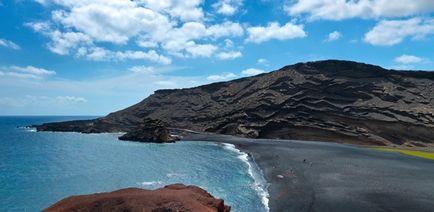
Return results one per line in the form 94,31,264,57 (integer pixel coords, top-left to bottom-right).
35,60,434,146
44,184,230,212
118,118,179,143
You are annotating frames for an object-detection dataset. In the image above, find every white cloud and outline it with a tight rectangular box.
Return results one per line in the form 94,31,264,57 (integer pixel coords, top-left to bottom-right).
11,66,55,76
129,66,156,74
213,0,243,16
50,31,92,55
158,21,242,57
207,72,237,81
50,2,172,44
128,65,176,75
0,66,56,79
140,0,205,21
223,39,234,48
246,22,306,43
85,48,172,64
184,43,217,58
217,51,242,60
207,68,266,81
325,31,341,42
30,0,244,60
394,54,426,64
0,38,20,50
25,21,50,32
285,0,434,21
26,22,93,55
116,50,171,64
206,68,266,81
364,18,434,46
257,58,268,65
137,40,159,48
55,96,87,103
241,68,265,76
206,21,244,38
25,22,172,63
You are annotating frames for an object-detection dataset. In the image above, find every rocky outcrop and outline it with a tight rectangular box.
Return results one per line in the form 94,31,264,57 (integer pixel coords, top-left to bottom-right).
33,119,129,133
44,184,230,212
118,118,179,143
35,60,434,146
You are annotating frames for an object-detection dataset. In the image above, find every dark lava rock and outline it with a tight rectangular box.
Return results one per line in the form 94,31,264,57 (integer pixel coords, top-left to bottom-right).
33,119,126,134
118,118,179,143
35,60,434,146
44,184,231,212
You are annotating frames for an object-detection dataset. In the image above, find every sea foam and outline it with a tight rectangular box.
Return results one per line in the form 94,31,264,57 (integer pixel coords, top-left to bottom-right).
222,143,270,212
18,126,37,132
140,181,163,186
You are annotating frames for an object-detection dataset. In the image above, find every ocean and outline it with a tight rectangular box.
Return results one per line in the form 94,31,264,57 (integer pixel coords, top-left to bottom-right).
0,116,268,212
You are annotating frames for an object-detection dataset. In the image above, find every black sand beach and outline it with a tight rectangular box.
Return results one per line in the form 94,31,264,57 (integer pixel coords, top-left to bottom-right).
184,134,434,212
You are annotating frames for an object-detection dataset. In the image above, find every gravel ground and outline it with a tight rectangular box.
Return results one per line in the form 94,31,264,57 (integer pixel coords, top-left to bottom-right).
184,134,434,212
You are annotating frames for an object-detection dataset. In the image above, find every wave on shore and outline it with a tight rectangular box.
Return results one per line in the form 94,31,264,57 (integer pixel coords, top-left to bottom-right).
222,143,270,212
140,181,163,186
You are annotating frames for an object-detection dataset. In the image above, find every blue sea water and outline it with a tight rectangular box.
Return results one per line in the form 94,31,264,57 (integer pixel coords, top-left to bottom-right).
0,116,268,212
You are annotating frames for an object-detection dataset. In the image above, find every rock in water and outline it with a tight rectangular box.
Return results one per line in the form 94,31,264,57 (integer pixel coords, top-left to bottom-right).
44,184,231,212
118,118,179,143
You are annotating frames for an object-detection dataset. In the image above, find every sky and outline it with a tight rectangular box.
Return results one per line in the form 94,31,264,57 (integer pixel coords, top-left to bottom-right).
1,0,434,115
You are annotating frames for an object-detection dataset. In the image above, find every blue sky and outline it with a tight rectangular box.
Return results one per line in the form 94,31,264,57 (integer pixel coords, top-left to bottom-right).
1,0,434,115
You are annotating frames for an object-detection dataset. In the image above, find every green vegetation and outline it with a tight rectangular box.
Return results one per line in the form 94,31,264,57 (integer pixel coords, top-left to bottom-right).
372,148,434,160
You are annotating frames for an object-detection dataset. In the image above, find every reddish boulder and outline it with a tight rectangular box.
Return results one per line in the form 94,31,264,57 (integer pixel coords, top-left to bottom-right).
44,184,230,212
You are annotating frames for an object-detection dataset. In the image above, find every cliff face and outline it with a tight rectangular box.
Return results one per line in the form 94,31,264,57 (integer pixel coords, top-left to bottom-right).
44,184,230,212
36,60,434,146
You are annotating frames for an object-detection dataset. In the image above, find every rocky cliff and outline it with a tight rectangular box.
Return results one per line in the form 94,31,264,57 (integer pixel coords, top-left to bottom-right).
35,60,434,146
44,184,230,212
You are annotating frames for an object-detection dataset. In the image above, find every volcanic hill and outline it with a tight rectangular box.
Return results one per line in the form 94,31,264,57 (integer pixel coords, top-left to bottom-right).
36,60,434,146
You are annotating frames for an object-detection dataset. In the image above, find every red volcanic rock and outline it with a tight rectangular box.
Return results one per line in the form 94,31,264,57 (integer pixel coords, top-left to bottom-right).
44,184,231,212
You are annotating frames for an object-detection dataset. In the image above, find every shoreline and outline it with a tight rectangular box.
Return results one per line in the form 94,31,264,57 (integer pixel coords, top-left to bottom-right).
182,133,434,212
221,143,270,212
25,126,434,211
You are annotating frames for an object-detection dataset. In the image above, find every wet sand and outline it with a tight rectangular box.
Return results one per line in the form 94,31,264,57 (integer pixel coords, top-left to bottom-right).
184,133,434,212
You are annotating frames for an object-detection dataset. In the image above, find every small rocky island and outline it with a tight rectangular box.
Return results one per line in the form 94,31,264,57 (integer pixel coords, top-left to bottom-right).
44,184,230,212
118,118,179,143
